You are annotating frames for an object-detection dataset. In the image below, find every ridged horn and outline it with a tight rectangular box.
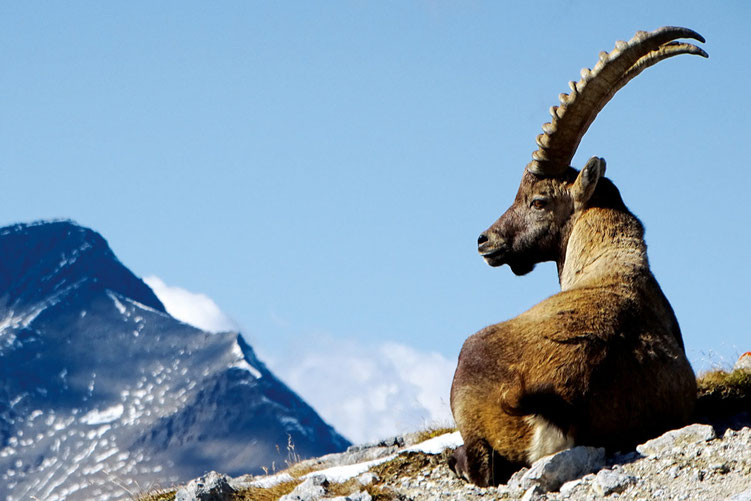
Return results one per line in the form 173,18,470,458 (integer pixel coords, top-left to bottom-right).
527,26,708,177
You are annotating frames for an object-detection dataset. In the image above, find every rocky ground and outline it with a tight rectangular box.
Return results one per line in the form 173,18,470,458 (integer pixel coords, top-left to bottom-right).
162,412,751,501
144,362,751,501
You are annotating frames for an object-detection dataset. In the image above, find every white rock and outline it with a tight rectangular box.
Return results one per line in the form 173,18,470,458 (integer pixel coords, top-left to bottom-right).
280,475,328,501
668,465,681,478
733,352,751,373
175,471,235,501
559,478,584,496
520,446,605,492
356,471,378,486
592,468,636,496
729,487,751,501
521,485,545,501
636,424,716,457
506,466,529,490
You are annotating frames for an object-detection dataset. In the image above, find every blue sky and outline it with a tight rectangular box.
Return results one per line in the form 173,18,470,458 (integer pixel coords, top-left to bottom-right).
3,2,750,442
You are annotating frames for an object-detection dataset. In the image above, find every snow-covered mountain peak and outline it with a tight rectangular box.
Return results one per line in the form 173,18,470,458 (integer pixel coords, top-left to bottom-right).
0,220,164,313
0,221,349,501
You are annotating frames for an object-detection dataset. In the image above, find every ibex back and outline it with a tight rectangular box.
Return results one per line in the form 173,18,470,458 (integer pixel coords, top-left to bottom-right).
450,27,707,486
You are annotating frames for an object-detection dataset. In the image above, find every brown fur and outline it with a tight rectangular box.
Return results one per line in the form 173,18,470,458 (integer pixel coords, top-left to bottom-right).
450,158,696,486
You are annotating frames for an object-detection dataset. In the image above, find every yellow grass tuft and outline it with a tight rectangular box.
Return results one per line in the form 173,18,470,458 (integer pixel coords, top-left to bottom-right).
412,422,458,444
232,480,300,501
134,489,176,501
696,368,751,418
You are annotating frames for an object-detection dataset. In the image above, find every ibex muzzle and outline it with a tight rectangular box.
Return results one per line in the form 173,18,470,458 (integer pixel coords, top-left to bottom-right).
450,27,706,487
478,159,604,275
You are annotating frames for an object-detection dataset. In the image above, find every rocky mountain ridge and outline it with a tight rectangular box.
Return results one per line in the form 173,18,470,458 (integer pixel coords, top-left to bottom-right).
0,221,350,501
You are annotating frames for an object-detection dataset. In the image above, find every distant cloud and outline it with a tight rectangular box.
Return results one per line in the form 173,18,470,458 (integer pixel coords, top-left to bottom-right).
268,335,456,444
144,275,239,333
145,276,455,444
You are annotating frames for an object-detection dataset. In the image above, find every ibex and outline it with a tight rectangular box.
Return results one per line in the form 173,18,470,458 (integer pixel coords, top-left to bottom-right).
450,27,707,486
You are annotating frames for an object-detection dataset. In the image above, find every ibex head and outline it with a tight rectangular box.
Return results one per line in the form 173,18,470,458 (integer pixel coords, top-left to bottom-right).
478,158,605,274
478,27,707,276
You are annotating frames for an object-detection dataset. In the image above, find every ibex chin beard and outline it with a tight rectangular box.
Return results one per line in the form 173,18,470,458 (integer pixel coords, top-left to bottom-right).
481,249,536,275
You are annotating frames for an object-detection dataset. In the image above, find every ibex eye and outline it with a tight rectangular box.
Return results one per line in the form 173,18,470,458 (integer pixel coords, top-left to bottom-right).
531,199,547,209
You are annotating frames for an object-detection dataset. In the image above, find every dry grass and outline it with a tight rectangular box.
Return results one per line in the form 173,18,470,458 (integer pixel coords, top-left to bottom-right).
128,480,176,501
231,475,397,501
374,449,451,482
133,489,175,501
135,424,462,501
326,477,394,500
696,368,751,419
413,424,457,444
232,480,299,501
366,486,401,501
135,479,302,501
279,461,323,479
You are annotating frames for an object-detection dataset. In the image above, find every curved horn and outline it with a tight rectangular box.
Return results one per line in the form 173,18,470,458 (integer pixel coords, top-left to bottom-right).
527,26,708,177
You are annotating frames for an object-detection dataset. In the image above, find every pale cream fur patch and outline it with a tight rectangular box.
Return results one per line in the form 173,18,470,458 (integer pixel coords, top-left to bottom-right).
524,415,574,463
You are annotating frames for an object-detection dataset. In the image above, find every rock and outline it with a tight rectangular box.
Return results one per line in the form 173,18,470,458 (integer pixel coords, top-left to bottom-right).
506,466,530,490
174,471,236,501
356,471,379,486
729,487,751,501
280,475,329,501
612,450,639,464
324,492,372,501
506,466,529,490
711,462,731,474
559,478,583,496
312,444,396,469
346,435,404,453
521,485,545,501
668,465,681,478
174,418,751,501
519,446,605,492
592,468,636,496
734,352,751,373
636,424,716,456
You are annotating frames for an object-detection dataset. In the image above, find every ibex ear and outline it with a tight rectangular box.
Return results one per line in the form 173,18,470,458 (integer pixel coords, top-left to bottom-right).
571,157,605,210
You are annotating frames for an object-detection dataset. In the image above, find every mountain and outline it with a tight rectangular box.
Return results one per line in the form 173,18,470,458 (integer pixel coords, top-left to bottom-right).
0,221,350,501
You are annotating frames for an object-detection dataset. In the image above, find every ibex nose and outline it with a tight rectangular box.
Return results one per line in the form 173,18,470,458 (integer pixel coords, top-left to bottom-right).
478,231,507,256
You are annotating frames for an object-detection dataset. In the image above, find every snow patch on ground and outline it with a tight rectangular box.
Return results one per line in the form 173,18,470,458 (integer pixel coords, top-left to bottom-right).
0,306,46,333
404,431,463,454
249,472,294,488
107,291,127,316
95,447,119,463
286,432,463,486
230,341,261,378
80,404,124,425
304,455,396,484
0,282,87,337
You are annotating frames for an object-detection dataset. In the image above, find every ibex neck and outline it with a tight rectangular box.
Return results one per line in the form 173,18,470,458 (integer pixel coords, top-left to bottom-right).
558,207,648,291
